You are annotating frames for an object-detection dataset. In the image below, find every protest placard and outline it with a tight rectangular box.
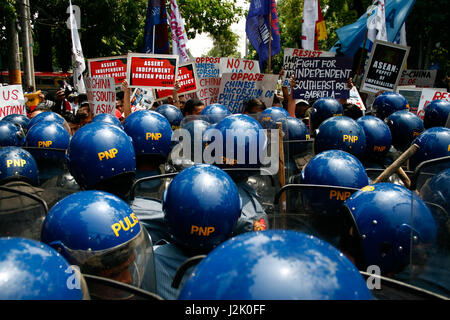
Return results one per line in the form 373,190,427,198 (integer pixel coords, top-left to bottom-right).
196,77,221,106
417,88,449,119
126,53,178,89
219,58,260,76
87,55,127,86
84,76,116,116
130,88,154,111
347,87,366,111
218,73,278,114
154,62,199,100
0,85,26,119
194,57,221,79
399,69,437,88
291,56,353,100
360,40,410,94
396,87,423,115
282,48,335,86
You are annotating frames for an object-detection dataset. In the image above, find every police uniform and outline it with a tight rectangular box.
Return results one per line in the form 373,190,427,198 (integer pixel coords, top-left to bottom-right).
153,242,196,300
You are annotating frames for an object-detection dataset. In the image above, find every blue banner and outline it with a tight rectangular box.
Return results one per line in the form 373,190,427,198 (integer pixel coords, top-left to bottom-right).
143,0,169,54
246,0,281,69
330,0,415,56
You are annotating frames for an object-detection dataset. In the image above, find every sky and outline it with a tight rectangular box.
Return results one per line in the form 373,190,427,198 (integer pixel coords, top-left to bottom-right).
186,0,250,58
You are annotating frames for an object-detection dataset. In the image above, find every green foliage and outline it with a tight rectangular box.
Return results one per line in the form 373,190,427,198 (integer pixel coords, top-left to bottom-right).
206,27,241,58
0,0,448,82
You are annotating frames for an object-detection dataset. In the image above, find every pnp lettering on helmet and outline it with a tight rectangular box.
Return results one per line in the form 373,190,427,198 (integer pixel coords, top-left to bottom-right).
98,148,118,161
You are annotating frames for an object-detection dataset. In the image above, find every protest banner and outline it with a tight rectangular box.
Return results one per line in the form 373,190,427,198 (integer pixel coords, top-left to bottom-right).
417,88,449,119
194,57,221,79
196,77,222,106
396,86,423,114
131,88,154,111
84,76,116,116
360,40,410,94
126,53,178,89
0,85,26,119
87,55,127,86
219,58,260,76
282,48,335,86
347,86,366,111
291,56,353,100
153,61,199,100
399,69,437,88
218,73,278,114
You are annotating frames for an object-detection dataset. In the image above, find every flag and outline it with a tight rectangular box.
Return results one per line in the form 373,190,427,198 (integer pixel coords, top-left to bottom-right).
367,0,387,51
394,22,407,46
246,0,281,69
170,0,190,63
315,1,328,46
143,0,169,54
302,0,327,50
330,0,415,56
69,0,86,93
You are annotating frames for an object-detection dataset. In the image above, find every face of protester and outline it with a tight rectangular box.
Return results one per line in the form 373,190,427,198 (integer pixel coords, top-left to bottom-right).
190,104,205,115
116,99,124,113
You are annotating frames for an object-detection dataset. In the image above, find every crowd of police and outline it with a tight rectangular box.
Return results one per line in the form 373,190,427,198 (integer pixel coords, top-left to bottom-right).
0,84,449,300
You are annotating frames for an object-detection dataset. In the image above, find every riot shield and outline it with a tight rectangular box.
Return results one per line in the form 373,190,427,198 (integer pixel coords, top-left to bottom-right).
22,147,69,186
0,184,48,241
83,274,163,300
396,156,450,298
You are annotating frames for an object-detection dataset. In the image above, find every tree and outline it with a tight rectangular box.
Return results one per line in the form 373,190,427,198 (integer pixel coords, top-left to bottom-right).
206,27,241,58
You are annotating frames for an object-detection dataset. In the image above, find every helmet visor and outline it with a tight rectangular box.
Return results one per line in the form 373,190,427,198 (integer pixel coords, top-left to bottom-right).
64,226,152,297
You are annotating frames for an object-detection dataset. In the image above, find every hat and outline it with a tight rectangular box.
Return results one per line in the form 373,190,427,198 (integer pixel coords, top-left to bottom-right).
295,99,309,105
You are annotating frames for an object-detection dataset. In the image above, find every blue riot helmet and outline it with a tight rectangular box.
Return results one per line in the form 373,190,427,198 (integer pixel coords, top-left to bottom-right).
357,115,392,161
387,110,424,152
408,127,450,171
0,146,39,186
123,110,173,160
309,97,343,133
27,111,70,133
2,114,30,133
41,190,153,297
314,116,366,159
259,106,289,129
340,183,437,275
300,150,369,225
162,164,241,253
200,103,231,124
66,121,136,198
0,237,88,300
155,104,184,130
0,121,25,147
91,113,124,130
424,100,450,129
420,169,450,250
212,114,267,171
178,230,372,300
25,120,70,161
420,168,450,216
372,91,409,120
283,116,311,157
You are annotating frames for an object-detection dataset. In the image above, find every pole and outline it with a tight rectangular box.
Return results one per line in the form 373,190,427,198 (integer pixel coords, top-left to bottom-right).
26,0,35,90
18,0,33,90
7,18,22,85
268,0,272,73
152,25,156,53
